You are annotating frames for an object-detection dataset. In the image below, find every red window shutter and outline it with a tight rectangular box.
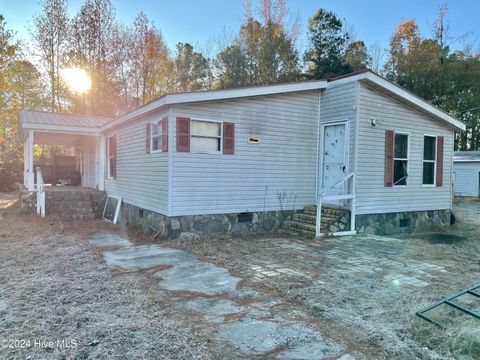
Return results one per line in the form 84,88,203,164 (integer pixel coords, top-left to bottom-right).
162,117,168,152
384,130,394,187
223,122,235,155
146,123,151,154
111,135,117,179
176,117,190,152
436,136,444,187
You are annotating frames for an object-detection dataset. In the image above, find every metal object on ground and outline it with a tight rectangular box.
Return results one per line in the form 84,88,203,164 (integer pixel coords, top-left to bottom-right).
148,225,162,241
416,284,480,327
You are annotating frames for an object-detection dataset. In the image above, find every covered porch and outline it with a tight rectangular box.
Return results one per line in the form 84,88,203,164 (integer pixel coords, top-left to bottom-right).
20,110,111,191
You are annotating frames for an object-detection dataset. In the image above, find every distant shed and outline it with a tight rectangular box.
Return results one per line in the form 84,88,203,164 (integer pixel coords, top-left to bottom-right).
453,151,480,196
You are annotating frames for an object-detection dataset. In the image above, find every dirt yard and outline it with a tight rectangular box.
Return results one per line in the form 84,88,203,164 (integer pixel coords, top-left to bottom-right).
164,202,480,359
1,192,479,359
0,193,220,359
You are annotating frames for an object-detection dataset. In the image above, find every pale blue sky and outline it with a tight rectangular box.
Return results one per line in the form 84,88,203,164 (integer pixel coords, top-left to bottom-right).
1,0,479,56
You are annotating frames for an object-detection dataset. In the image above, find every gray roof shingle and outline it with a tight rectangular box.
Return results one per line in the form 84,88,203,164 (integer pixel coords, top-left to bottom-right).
20,110,112,129
453,151,480,162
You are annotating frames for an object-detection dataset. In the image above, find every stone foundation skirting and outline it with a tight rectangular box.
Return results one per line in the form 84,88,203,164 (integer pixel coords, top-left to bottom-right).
356,209,451,235
121,202,299,239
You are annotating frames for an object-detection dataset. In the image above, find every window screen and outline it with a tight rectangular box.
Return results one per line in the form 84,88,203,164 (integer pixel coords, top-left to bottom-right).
423,136,436,185
151,121,162,152
393,133,408,186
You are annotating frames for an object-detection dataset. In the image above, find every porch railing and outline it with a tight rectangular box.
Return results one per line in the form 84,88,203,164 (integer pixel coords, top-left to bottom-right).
36,167,46,218
316,172,356,237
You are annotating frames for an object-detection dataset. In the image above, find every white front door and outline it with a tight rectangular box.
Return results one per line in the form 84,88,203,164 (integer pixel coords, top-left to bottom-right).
322,123,347,196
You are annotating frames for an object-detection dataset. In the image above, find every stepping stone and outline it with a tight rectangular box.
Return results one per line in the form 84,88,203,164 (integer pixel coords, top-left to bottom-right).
154,262,240,295
278,338,344,360
105,244,241,295
219,317,281,354
104,245,182,270
90,233,132,247
219,317,344,357
184,298,245,323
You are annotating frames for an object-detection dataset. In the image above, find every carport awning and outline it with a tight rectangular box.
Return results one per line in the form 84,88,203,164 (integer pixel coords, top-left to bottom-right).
33,132,93,146
20,110,112,135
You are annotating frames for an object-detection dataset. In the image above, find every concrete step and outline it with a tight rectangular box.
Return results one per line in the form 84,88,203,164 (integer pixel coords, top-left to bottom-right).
293,213,338,223
59,213,96,221
46,209,95,215
284,204,352,238
45,191,98,220
20,188,106,220
303,205,348,217
46,200,93,209
285,218,337,231
292,213,317,223
283,220,316,234
46,193,92,201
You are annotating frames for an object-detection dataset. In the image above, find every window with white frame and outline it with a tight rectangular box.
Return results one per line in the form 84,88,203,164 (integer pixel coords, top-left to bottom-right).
393,133,408,186
191,119,222,153
151,121,162,152
423,136,437,185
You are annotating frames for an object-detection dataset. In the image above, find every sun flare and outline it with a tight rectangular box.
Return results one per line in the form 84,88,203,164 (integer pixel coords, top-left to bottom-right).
62,67,91,93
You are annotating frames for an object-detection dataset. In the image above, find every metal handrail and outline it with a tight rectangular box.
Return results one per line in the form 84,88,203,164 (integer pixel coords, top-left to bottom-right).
36,167,45,217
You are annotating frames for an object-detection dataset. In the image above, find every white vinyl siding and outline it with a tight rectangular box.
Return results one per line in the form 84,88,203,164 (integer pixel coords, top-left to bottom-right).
170,91,320,216
320,82,357,171
453,162,480,197
356,84,454,214
104,112,169,214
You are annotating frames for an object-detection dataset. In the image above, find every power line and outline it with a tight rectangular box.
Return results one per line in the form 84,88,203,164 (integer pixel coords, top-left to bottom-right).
458,106,480,115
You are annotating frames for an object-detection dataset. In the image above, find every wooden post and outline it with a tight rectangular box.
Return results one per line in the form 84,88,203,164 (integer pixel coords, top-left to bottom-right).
27,130,34,191
98,135,105,191
316,196,322,237
23,134,28,187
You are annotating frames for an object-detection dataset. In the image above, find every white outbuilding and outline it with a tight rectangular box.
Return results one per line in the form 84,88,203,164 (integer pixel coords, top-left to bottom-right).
453,151,480,197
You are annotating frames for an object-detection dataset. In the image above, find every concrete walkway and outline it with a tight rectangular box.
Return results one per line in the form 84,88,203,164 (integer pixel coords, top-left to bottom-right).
90,232,360,359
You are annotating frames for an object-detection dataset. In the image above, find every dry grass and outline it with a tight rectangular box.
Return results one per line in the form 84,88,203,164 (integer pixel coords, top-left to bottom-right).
168,227,480,359
3,190,478,359
0,193,217,359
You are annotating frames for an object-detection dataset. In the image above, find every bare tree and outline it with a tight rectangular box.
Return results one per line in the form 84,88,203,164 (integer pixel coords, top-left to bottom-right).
368,41,385,74
72,0,117,116
110,23,134,112
433,4,450,50
31,0,69,111
130,11,173,106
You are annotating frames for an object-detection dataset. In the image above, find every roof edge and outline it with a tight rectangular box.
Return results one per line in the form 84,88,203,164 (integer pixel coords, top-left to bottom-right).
328,71,465,131
20,70,465,134
100,80,328,131
21,122,101,134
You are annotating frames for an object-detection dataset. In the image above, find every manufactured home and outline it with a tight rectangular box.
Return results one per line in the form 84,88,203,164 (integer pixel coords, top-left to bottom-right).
20,70,465,237
453,151,480,197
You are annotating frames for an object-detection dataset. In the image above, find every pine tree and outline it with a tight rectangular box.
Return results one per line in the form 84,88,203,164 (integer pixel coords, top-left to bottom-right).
304,8,351,79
